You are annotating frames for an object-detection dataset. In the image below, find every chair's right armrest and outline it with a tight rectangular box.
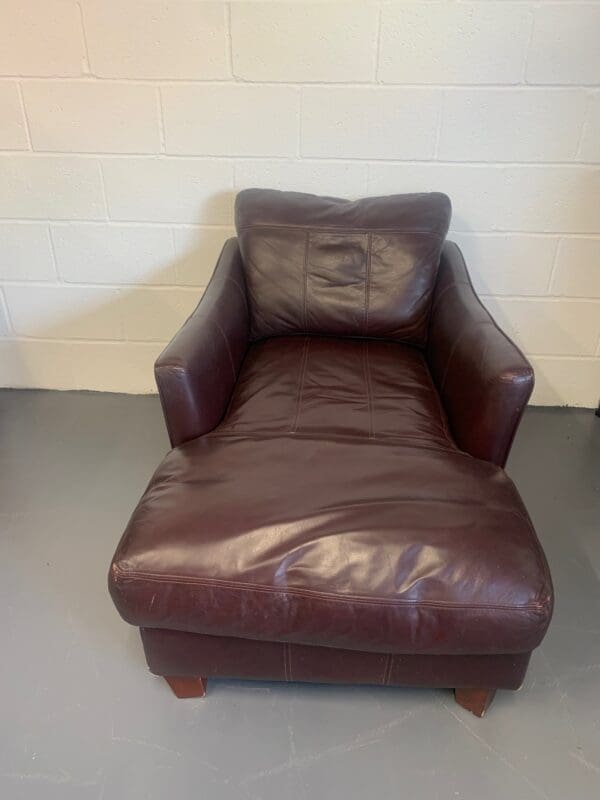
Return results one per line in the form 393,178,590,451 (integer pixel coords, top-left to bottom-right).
427,241,534,467
155,238,249,447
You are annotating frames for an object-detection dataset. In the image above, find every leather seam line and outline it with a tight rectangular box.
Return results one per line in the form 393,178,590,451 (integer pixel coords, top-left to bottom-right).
302,230,309,332
383,654,393,685
111,566,548,613
205,429,460,455
363,341,374,438
212,319,237,383
291,337,310,434
238,224,444,239
440,320,491,393
429,280,465,316
224,274,249,314
363,231,372,337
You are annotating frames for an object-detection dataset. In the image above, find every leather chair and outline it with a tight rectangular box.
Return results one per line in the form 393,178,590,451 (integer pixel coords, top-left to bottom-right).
109,189,553,718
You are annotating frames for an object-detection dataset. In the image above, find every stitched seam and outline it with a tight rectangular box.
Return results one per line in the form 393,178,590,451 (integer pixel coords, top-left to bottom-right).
224,275,248,312
363,341,374,438
363,232,372,337
424,360,457,448
112,565,548,612
213,319,237,382
439,321,491,394
238,224,444,239
283,643,289,681
429,280,464,316
383,654,393,685
302,230,310,331
154,365,179,447
206,428,457,454
291,337,310,434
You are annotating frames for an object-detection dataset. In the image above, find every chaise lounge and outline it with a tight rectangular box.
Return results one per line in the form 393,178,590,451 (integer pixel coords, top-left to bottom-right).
109,189,553,717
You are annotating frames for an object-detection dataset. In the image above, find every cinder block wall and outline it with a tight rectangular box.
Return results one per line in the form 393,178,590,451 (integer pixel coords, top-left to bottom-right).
0,1,599,404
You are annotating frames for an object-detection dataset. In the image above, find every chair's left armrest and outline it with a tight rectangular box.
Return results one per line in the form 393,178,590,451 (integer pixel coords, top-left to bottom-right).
155,238,249,447
427,241,534,467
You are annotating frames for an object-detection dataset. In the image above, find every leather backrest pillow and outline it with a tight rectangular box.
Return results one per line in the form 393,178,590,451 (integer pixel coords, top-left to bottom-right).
235,188,451,346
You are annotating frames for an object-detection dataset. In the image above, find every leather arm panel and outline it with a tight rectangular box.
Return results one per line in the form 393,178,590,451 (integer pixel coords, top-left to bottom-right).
427,242,534,467
154,238,249,447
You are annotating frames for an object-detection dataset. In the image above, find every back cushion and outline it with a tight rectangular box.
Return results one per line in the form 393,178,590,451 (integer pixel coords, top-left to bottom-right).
235,189,451,346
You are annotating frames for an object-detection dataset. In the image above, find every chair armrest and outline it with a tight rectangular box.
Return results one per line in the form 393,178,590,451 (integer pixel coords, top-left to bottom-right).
427,241,534,467
155,238,249,447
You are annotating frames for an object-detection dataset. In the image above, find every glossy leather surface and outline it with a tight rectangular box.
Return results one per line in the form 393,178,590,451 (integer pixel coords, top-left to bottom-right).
235,189,451,345
219,336,454,447
154,238,249,447
428,242,534,467
141,628,531,691
110,433,552,655
109,190,553,684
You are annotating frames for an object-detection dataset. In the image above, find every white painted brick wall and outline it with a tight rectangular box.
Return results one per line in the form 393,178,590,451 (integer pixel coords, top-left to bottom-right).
22,81,162,154
378,3,532,85
161,85,299,156
81,1,229,80
119,287,200,342
4,285,123,340
579,94,600,162
301,88,440,160
172,226,234,286
0,155,106,220
0,223,56,281
0,1,598,406
50,223,176,284
230,3,378,83
450,234,557,297
0,83,28,150
438,90,587,163
0,1,87,77
526,5,600,86
101,158,234,223
551,239,600,298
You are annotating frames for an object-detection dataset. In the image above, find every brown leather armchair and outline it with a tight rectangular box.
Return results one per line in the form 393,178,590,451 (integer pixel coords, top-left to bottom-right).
109,190,553,717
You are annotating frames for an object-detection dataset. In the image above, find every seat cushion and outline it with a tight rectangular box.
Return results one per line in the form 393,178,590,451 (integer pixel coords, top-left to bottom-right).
218,336,455,450
235,189,451,345
110,440,553,656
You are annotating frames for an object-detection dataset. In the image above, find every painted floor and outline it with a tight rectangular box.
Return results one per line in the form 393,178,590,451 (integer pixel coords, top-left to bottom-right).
1,390,599,799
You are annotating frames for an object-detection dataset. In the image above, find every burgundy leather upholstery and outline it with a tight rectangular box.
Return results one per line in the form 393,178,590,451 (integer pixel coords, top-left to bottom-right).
154,238,248,447
236,189,451,345
109,189,553,699
220,336,453,446
428,242,534,467
111,429,551,653
141,628,531,691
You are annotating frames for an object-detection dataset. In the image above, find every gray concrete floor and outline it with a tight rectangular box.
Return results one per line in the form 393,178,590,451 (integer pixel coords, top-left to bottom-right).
1,390,599,800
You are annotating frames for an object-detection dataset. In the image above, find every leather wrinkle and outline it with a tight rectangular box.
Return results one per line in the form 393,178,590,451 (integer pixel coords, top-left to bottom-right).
363,231,372,337
111,564,548,613
440,320,492,394
212,317,237,383
302,230,310,332
237,224,446,237
383,653,393,685
291,336,310,434
362,340,374,438
111,192,552,659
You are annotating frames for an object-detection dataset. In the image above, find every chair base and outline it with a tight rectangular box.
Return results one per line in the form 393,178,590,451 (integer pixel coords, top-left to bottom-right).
454,687,497,717
163,675,497,715
164,675,207,698
142,628,531,716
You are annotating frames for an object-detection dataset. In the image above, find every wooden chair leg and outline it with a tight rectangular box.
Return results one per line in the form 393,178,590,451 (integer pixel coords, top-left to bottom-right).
164,676,207,699
454,687,496,717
